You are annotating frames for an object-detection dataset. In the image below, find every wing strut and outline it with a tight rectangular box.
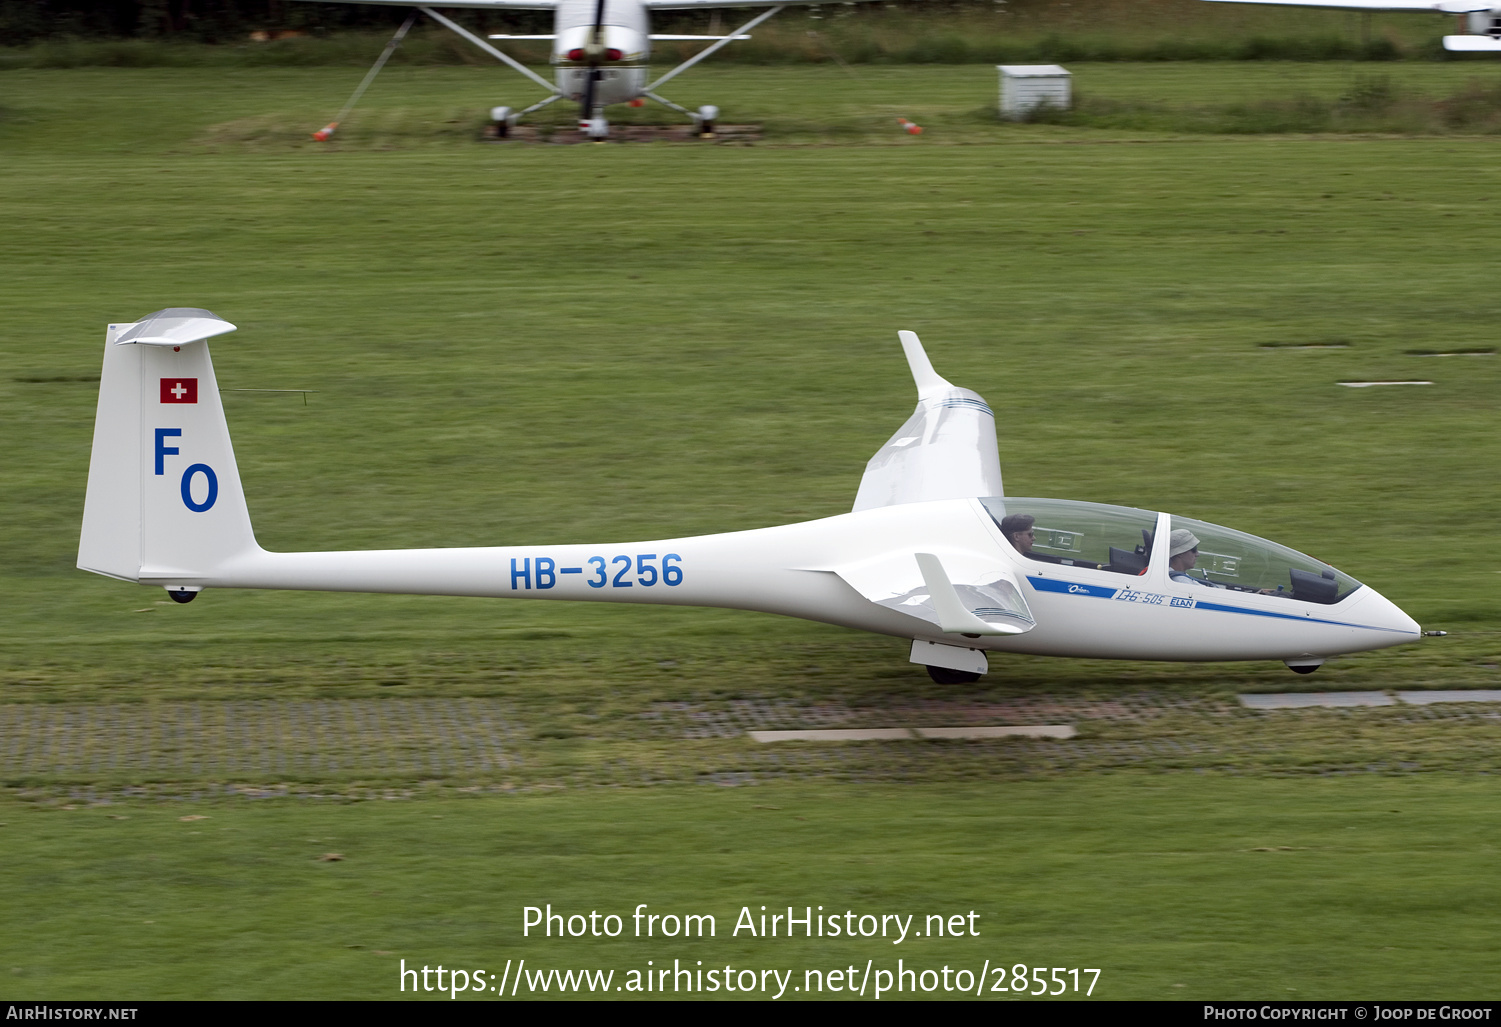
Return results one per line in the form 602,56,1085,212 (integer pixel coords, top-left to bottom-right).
311,11,417,141
419,5,562,94
643,5,783,92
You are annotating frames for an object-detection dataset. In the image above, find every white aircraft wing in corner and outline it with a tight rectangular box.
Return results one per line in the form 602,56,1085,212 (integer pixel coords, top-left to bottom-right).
851,331,1002,513
641,0,806,6
1201,0,1491,10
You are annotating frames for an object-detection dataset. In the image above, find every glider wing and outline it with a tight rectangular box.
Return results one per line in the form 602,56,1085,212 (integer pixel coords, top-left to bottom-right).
851,331,1002,513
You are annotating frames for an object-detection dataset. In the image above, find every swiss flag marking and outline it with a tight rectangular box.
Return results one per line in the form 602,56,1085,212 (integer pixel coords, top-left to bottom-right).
160,378,198,404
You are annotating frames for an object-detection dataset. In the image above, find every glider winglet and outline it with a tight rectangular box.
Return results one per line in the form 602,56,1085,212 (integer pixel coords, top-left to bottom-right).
898,330,953,400
915,553,1021,636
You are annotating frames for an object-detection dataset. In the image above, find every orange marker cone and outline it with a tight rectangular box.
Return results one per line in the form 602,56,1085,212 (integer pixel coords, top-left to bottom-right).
897,118,923,135
312,122,339,141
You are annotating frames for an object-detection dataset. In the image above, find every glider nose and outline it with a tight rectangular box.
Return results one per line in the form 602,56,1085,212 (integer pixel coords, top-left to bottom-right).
1346,585,1422,648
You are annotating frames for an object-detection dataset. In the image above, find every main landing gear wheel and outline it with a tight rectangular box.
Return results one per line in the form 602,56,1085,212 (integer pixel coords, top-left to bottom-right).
694,104,719,138
1284,659,1325,675
166,588,198,604
582,115,610,141
490,106,513,139
927,665,980,685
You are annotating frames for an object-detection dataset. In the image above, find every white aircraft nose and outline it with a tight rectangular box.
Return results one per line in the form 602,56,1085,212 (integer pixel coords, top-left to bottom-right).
1344,585,1423,647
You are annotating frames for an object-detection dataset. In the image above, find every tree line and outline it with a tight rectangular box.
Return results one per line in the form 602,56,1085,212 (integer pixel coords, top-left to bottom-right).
1,0,990,44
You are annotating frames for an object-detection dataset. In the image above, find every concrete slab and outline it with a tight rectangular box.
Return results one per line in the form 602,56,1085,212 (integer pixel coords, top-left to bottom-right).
748,728,915,742
748,725,1075,742
1397,690,1501,705
1239,691,1396,709
915,725,1076,740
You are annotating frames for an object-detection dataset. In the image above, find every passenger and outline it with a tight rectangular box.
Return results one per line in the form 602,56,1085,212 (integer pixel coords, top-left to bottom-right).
1170,529,1283,594
1168,529,1225,588
999,514,1036,553
1000,514,1061,563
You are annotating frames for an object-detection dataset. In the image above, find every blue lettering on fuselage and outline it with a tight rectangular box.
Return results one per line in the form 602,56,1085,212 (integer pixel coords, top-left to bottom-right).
1025,575,1395,633
514,554,683,590
1027,576,1118,599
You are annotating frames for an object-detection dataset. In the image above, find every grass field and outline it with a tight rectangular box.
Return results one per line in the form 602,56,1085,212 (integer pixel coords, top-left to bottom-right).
2,62,1500,999
6,778,1501,999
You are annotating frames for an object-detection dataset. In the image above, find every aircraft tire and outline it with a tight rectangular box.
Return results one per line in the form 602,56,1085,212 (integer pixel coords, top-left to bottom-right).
926,665,980,685
1289,664,1319,675
490,106,512,139
696,105,718,138
167,589,198,604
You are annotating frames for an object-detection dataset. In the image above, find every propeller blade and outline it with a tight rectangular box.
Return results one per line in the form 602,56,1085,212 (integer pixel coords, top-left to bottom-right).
580,0,607,122
581,67,600,119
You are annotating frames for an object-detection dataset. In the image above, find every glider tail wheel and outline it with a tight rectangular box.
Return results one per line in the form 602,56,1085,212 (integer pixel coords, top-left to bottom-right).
926,665,981,685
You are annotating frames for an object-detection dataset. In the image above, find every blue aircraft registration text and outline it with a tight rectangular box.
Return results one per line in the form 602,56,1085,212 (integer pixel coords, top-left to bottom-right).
510,555,683,591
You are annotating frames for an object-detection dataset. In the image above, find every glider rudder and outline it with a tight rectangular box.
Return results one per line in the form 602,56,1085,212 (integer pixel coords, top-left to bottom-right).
78,309,259,589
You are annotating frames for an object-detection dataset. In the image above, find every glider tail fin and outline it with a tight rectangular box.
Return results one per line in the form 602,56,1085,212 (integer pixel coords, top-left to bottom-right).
78,309,259,587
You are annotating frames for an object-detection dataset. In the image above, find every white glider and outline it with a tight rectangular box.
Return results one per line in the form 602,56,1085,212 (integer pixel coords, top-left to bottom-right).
78,310,1422,683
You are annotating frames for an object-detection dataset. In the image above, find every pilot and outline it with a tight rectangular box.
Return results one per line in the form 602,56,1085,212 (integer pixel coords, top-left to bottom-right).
1000,514,1061,563
1000,514,1035,552
1168,529,1225,588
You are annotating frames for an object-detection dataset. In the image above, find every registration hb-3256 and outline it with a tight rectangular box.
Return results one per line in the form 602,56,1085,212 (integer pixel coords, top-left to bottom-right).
509,554,684,591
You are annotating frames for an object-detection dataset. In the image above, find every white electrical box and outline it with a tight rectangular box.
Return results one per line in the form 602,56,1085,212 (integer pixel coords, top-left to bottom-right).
997,64,1072,119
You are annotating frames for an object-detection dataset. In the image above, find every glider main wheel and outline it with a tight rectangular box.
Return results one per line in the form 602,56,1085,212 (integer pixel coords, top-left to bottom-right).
927,665,980,685
167,589,198,604
1289,664,1319,675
